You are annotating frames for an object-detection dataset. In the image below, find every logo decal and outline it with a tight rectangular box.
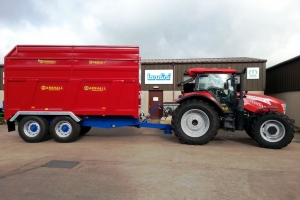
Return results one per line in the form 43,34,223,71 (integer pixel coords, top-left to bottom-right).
41,86,63,91
147,73,171,81
247,67,259,79
247,96,271,105
248,70,258,76
145,70,173,84
38,60,56,64
89,60,106,65
84,86,106,92
248,100,264,108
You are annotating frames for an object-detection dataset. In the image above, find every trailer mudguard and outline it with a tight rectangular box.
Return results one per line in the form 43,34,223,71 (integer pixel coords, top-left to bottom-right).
7,120,16,132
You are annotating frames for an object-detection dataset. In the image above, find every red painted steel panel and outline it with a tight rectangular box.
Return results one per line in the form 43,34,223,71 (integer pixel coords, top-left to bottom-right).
244,93,285,113
4,45,140,120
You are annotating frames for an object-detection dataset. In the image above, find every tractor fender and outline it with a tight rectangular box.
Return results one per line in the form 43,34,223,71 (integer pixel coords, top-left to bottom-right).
175,94,224,115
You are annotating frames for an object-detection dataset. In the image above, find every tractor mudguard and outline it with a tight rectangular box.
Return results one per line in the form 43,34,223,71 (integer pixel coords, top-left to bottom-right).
176,93,224,114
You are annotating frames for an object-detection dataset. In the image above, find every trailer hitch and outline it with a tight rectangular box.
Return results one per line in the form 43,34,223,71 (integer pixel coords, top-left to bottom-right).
138,104,172,134
148,104,161,118
140,103,161,122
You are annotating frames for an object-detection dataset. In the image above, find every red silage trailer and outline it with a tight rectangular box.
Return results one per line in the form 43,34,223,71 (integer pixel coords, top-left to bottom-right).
4,45,172,143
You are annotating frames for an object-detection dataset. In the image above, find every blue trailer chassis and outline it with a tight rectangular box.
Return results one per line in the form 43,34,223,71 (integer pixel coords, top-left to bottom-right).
80,116,172,134
80,104,172,134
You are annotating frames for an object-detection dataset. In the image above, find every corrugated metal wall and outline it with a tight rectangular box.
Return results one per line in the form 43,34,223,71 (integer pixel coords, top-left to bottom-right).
266,58,300,94
142,62,266,91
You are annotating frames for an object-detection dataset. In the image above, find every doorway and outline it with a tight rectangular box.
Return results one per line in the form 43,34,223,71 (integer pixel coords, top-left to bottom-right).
148,90,163,119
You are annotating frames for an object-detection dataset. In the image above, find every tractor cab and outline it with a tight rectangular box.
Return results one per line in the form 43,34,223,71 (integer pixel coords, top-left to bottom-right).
170,68,245,133
194,73,236,111
177,68,241,113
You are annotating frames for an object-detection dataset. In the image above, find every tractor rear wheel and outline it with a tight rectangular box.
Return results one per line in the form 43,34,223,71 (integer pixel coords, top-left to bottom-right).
171,100,219,145
252,112,294,149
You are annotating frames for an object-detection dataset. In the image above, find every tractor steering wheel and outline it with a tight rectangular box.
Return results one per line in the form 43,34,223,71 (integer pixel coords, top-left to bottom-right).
207,86,227,97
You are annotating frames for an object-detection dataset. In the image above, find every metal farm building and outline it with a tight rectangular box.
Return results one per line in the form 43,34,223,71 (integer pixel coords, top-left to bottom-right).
141,57,267,119
265,55,300,127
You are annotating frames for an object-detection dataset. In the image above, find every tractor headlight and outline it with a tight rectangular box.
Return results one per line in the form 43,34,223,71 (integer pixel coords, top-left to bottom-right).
281,104,286,114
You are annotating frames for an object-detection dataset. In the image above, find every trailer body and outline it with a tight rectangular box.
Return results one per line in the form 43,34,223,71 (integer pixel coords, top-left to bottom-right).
4,45,140,120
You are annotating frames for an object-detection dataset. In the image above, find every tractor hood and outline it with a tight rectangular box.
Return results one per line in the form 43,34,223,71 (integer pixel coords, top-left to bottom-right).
244,93,286,114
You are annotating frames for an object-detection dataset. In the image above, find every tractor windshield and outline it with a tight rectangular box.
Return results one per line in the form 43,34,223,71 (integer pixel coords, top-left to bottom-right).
197,74,233,91
196,74,234,110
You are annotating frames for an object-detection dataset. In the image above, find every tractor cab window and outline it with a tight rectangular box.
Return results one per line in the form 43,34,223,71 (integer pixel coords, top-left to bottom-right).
197,74,232,90
196,74,234,110
182,74,196,93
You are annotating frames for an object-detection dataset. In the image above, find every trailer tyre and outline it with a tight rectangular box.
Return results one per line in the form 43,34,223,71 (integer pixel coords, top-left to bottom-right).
80,126,91,136
18,116,49,143
252,112,294,149
172,99,220,145
50,116,81,143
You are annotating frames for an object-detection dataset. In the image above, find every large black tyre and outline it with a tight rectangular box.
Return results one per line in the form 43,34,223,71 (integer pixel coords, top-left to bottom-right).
171,99,220,145
245,119,255,139
244,112,256,139
80,126,91,136
252,112,294,149
245,128,255,139
50,116,81,143
18,116,49,143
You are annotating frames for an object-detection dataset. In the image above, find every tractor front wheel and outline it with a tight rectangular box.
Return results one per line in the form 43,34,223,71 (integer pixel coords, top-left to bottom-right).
171,100,220,145
245,124,255,139
252,112,294,149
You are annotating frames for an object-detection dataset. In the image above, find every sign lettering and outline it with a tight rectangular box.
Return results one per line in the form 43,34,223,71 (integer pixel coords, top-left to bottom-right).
145,70,173,84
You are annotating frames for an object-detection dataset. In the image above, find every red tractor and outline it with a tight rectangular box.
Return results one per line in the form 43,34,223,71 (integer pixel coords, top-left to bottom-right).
164,68,294,149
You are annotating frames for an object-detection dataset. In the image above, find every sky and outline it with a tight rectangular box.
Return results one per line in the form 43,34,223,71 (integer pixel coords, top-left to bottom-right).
0,0,299,67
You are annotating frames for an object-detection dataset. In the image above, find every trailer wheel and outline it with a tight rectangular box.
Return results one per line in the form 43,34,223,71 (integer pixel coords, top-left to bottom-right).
172,99,220,145
50,116,80,143
252,112,294,149
18,116,49,143
80,126,91,136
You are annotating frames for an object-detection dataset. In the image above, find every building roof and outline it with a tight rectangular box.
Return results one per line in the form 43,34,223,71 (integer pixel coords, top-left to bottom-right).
142,57,267,64
267,55,300,71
